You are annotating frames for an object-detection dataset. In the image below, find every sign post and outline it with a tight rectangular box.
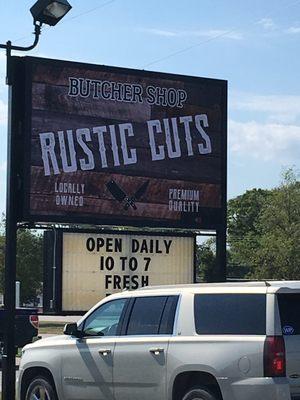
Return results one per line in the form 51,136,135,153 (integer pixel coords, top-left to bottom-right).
0,40,41,400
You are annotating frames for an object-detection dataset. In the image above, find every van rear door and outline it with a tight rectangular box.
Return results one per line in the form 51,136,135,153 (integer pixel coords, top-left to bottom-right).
277,293,300,398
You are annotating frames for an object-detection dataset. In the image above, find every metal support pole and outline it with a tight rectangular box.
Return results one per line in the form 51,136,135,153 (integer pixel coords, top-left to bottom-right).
0,24,42,400
2,44,18,399
215,80,228,282
216,227,227,282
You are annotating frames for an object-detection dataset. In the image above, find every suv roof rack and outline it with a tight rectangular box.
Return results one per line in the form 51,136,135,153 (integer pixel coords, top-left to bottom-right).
226,278,272,286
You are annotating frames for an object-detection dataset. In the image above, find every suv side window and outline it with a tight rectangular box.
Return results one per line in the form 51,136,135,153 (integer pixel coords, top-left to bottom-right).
83,298,127,337
126,296,178,335
159,296,179,334
194,294,266,335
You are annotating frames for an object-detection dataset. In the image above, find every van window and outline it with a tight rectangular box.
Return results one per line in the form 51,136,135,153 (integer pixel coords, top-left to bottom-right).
194,294,266,335
277,293,300,335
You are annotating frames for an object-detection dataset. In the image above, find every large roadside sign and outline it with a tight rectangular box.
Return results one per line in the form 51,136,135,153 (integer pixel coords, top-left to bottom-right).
43,230,195,312
14,56,227,229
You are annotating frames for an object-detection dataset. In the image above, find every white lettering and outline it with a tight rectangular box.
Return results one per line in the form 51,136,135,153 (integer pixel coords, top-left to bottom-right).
93,126,108,168
147,119,165,161
119,123,137,165
195,114,212,154
180,116,194,156
76,128,95,171
39,132,60,176
58,130,77,173
164,117,181,159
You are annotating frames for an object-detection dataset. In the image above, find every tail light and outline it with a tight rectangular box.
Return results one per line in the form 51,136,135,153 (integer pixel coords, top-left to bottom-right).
30,314,39,330
264,336,286,377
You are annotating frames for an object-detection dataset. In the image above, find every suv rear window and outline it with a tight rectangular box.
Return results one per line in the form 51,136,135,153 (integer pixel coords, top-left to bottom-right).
277,294,300,335
194,294,266,335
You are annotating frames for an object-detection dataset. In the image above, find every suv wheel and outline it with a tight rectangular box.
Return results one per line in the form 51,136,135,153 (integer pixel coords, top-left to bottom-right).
182,387,217,400
25,376,57,400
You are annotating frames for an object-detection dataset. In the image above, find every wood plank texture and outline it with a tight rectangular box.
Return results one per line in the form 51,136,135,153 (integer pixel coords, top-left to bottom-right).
29,167,221,221
23,60,226,228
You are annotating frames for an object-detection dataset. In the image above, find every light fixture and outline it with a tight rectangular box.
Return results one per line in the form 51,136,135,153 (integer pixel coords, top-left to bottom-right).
30,0,72,26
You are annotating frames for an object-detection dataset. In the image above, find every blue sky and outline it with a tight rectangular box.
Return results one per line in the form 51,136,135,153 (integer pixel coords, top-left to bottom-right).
0,0,300,214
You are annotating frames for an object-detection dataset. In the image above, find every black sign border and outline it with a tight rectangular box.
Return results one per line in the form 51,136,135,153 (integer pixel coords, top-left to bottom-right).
13,55,227,230
43,228,197,314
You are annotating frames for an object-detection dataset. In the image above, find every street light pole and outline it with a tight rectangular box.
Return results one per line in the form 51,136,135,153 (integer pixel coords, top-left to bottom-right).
0,22,41,84
0,24,42,400
0,3,72,399
2,80,18,400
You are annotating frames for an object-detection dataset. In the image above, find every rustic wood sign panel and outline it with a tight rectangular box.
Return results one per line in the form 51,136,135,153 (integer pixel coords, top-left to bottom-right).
17,56,227,229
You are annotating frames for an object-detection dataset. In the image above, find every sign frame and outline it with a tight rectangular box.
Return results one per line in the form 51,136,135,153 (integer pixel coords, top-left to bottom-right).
43,228,197,314
13,56,227,230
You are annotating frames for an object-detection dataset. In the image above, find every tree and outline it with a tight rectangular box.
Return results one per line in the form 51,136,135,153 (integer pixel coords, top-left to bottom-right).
227,187,271,271
250,169,300,279
196,238,218,282
227,168,300,280
196,239,246,282
16,230,43,304
0,223,43,305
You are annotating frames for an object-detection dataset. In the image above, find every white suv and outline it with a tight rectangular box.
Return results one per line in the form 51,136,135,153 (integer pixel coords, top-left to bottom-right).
17,281,300,400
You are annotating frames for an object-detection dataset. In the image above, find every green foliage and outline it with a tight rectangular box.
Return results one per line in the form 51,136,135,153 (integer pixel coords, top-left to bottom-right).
227,188,271,268
227,168,300,280
16,230,43,304
196,238,218,282
249,169,300,279
196,239,247,282
0,227,43,305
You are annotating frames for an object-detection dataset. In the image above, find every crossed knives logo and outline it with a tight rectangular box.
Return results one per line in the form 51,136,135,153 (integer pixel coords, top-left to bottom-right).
106,179,150,210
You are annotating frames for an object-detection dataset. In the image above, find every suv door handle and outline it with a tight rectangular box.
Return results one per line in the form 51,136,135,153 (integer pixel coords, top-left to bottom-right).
98,348,112,356
149,347,164,355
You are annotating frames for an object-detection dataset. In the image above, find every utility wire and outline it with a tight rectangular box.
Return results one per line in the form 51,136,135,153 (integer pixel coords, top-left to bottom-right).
63,0,117,22
0,0,117,80
142,28,239,69
141,0,300,69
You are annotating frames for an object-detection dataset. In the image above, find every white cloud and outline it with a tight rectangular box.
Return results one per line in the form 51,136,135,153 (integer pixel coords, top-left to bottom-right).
285,26,300,34
140,28,243,40
257,18,276,30
230,91,300,124
229,119,300,163
142,29,177,37
255,19,300,37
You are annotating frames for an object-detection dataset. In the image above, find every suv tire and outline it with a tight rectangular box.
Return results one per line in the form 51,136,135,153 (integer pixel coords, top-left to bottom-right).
25,376,57,400
182,387,217,400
